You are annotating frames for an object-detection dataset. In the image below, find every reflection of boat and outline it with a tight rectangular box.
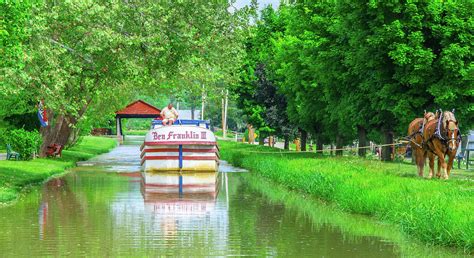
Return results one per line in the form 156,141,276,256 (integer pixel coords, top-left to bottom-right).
141,172,219,194
139,186,227,246
140,120,219,193
141,191,218,215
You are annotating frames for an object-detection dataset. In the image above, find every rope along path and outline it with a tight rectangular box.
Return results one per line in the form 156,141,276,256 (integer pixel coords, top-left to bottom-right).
244,141,408,154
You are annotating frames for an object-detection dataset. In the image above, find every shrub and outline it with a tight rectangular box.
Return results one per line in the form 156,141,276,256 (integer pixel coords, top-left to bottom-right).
5,128,42,160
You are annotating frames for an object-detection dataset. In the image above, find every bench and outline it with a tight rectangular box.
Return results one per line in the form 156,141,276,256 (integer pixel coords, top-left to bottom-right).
6,144,20,160
464,131,474,169
46,144,64,158
457,131,474,169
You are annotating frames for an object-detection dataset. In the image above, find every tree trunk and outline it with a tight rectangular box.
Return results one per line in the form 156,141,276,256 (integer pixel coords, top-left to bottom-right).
68,127,81,147
300,130,307,151
382,130,394,161
357,126,367,157
316,138,323,154
191,101,195,120
258,133,265,145
39,114,73,157
284,135,290,150
330,144,334,156
336,136,343,156
55,116,74,146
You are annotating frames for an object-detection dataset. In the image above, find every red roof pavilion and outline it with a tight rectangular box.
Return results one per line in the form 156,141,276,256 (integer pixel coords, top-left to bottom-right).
115,100,162,139
115,100,161,119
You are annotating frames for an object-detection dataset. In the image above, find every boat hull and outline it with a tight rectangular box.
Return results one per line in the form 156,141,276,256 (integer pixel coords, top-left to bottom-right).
141,125,219,172
141,172,219,194
141,125,219,193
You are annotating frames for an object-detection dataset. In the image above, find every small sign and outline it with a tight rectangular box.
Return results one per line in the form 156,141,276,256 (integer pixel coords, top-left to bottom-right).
145,126,216,144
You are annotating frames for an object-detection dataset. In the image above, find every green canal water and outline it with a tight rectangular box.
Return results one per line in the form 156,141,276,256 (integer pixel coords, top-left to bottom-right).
0,142,467,257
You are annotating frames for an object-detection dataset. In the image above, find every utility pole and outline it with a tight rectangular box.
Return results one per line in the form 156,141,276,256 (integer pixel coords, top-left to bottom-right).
221,89,229,138
223,89,228,139
221,90,225,137
201,84,205,120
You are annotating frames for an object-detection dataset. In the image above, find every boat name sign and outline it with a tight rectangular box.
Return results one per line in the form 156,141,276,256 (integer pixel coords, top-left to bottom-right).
146,126,216,143
152,130,206,141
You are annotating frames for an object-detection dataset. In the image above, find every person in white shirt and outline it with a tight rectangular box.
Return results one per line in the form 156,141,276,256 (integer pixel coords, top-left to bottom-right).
161,103,179,126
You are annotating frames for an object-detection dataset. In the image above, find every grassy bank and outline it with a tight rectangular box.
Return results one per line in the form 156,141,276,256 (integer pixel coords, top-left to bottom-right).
219,141,474,253
240,174,465,257
0,136,117,204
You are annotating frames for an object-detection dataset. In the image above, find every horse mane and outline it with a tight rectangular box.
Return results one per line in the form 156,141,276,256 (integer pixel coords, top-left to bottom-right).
442,111,456,129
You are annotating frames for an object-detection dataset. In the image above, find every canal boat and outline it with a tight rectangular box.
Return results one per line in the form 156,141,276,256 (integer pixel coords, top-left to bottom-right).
141,119,219,193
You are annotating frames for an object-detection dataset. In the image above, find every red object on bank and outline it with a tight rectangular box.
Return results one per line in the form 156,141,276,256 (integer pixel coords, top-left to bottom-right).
46,144,63,158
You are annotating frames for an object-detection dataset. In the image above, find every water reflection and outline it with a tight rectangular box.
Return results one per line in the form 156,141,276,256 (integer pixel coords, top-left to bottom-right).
38,177,87,241
0,145,466,256
142,172,219,194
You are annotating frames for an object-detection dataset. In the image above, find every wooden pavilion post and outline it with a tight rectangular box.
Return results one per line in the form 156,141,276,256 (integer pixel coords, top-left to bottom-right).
116,116,123,142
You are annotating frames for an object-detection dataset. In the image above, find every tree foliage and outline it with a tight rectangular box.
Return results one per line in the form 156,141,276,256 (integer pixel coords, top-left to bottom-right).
2,1,249,155
238,1,473,158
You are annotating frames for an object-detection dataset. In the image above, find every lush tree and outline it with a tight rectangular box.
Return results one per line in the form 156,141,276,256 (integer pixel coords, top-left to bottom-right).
0,1,33,125
241,1,472,159
234,6,295,147
2,1,249,155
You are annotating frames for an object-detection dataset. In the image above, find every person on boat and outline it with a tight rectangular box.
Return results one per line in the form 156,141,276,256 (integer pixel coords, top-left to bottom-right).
161,103,179,126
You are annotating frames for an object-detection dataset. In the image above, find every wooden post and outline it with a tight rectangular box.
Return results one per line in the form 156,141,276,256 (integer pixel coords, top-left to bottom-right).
467,150,470,170
295,138,301,152
116,116,123,142
247,124,255,144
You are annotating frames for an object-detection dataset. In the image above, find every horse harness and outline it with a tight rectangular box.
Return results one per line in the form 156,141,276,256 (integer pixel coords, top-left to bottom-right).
425,112,461,151
406,120,427,149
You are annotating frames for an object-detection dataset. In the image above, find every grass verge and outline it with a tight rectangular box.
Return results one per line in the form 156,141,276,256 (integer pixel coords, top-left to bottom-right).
219,140,474,253
0,136,116,204
240,173,465,257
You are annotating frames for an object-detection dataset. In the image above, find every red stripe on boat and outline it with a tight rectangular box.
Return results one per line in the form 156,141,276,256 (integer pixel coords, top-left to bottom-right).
140,150,221,160
144,183,216,188
144,141,216,146
143,156,218,161
143,148,217,153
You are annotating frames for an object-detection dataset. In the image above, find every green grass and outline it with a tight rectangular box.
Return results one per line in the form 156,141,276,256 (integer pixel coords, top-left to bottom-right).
219,141,474,253
0,136,116,204
214,130,237,138
241,174,466,257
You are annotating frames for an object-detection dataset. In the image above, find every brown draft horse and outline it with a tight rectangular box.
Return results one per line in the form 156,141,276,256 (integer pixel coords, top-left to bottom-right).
423,111,460,179
407,112,436,177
